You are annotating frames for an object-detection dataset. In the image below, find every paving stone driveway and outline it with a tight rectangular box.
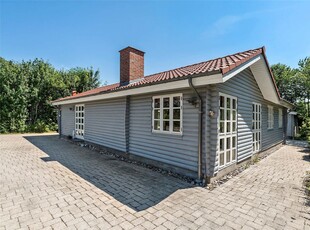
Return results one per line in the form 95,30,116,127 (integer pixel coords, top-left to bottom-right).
0,134,309,230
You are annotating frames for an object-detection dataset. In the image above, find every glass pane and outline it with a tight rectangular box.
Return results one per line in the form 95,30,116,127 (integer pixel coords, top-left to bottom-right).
154,109,160,119
226,122,231,132
220,96,224,108
163,98,170,108
232,111,236,120
227,98,231,108
232,149,236,160
226,137,231,149
154,120,160,130
173,97,180,107
226,110,231,120
163,109,170,119
220,153,224,166
173,121,180,132
82,106,84,111
163,121,170,131
154,98,160,108
173,109,180,119
252,122,255,130
232,136,236,148
220,109,224,120
220,138,224,151
220,122,224,133
226,151,231,163
232,99,236,109
232,122,236,132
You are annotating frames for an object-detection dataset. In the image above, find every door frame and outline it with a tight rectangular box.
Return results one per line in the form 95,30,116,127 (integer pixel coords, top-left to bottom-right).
252,102,262,154
75,104,85,139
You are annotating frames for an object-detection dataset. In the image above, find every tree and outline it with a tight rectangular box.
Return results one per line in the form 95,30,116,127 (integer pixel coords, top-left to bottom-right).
0,58,28,133
0,57,101,133
297,57,310,117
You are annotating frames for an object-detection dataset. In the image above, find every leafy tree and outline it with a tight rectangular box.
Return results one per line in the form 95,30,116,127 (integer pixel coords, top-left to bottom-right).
0,58,28,133
297,57,310,117
0,57,101,133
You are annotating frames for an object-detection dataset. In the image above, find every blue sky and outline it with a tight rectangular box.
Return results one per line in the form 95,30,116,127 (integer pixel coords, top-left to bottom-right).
1,0,309,85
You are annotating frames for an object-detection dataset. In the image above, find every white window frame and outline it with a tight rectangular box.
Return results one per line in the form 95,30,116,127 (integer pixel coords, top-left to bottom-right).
267,105,274,130
218,93,238,169
152,93,183,135
278,108,283,128
252,103,262,154
75,104,85,139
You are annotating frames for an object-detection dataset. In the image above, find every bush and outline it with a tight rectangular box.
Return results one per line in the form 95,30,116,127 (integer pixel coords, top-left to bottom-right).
300,118,310,143
26,120,58,133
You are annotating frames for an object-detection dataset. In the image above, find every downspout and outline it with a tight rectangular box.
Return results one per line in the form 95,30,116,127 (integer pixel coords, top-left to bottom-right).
188,77,203,183
58,106,62,139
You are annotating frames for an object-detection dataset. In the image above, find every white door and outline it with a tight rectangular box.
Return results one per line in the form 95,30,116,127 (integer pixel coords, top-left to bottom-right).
218,94,238,168
252,103,261,153
75,105,85,139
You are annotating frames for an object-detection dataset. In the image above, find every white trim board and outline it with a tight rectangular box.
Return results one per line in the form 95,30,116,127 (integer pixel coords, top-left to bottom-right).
52,74,223,105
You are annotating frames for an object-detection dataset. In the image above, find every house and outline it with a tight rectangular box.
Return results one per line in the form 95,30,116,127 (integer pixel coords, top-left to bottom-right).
52,46,293,182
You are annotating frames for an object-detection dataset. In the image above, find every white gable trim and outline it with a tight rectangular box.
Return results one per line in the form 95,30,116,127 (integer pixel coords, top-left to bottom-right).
222,55,261,82
222,54,287,106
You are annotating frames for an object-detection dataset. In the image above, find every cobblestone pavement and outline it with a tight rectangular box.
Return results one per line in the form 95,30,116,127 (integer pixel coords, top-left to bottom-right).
0,134,309,230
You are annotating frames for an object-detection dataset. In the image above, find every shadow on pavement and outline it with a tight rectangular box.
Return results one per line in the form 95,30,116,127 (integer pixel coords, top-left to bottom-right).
24,135,192,211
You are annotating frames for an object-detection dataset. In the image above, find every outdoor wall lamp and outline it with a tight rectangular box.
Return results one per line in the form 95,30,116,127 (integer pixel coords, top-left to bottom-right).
208,110,215,118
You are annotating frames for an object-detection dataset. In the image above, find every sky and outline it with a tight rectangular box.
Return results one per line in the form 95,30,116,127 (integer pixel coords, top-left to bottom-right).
1,0,310,85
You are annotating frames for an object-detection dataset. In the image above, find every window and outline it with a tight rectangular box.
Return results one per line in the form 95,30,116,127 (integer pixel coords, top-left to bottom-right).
268,106,274,129
152,94,182,134
75,104,85,139
218,94,237,168
252,103,261,153
278,108,283,128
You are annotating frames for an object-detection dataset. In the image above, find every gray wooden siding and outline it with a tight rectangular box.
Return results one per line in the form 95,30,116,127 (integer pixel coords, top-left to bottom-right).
205,85,220,177
129,89,206,172
60,104,75,136
84,98,126,152
216,68,284,172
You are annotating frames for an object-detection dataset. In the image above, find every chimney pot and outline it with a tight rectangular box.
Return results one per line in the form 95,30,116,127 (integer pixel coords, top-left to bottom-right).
119,46,144,85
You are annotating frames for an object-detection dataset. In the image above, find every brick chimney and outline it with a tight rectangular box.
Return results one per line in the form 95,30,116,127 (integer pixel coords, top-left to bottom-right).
119,47,144,85
72,90,77,96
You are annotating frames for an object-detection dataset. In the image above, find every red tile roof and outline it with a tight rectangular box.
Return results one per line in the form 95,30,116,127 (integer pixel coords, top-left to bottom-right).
53,47,264,103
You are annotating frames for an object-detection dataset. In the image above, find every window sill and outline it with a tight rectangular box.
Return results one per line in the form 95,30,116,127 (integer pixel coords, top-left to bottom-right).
267,128,274,130
152,130,183,136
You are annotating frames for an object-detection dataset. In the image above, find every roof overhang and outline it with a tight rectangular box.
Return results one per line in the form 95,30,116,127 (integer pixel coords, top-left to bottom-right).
52,50,293,109
222,53,293,109
52,73,223,105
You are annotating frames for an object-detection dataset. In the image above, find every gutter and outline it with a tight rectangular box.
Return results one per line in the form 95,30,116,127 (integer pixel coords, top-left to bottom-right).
188,77,203,183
